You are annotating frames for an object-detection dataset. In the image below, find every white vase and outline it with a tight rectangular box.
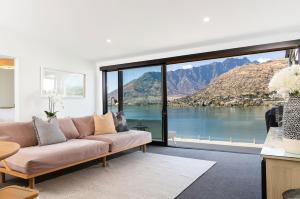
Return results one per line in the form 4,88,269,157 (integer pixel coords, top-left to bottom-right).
282,96,300,154
47,115,57,122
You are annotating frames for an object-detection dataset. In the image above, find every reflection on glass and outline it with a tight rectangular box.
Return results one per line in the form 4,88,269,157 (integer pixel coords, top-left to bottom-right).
122,66,163,141
107,71,118,113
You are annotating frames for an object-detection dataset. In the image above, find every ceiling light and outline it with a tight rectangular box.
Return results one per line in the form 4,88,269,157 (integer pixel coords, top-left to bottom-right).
106,39,112,43
0,58,14,69
203,17,210,23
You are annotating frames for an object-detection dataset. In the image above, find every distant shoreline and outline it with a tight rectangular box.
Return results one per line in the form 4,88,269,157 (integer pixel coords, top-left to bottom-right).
120,100,282,108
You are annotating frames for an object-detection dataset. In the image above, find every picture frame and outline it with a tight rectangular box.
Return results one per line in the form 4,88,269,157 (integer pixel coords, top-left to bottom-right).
41,67,86,98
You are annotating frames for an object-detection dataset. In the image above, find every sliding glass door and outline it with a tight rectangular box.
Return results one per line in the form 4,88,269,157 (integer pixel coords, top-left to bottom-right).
103,40,299,149
121,66,164,142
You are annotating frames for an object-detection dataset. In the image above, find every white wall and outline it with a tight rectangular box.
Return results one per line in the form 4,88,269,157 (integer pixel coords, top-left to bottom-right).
0,69,14,108
0,29,96,121
96,31,300,114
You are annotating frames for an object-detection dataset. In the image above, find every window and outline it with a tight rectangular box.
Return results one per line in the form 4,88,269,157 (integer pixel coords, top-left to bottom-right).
102,40,300,147
121,66,163,141
167,51,288,147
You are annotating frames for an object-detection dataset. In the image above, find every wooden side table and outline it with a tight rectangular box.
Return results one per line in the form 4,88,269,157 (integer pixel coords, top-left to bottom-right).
0,141,39,199
261,128,300,199
0,141,20,183
0,185,38,199
0,141,20,160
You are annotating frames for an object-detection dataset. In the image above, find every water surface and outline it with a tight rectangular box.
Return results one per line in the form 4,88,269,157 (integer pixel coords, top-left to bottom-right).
121,105,268,144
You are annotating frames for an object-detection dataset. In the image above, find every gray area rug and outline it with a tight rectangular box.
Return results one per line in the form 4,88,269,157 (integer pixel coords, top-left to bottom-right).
37,151,215,199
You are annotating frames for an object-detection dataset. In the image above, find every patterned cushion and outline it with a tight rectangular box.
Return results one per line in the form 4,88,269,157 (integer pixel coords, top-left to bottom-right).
113,111,129,132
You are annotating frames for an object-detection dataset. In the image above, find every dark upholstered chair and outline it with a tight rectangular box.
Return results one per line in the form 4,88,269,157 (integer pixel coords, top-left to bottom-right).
265,105,283,132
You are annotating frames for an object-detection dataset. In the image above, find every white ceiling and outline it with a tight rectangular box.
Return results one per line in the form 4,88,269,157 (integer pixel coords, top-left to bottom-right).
0,0,300,62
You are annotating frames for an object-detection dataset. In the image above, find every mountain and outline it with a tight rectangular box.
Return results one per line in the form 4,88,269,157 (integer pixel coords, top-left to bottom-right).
108,57,253,104
124,72,162,104
167,57,252,96
109,72,162,105
172,58,288,107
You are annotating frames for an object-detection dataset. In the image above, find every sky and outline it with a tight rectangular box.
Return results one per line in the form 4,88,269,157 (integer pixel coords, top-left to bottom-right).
107,50,286,93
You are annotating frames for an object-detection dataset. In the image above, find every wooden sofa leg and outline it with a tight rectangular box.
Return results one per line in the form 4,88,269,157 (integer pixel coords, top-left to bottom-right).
102,156,107,167
142,144,147,153
28,178,35,189
0,173,5,183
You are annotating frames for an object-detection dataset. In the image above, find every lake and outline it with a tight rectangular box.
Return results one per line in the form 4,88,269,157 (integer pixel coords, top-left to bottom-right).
116,105,269,144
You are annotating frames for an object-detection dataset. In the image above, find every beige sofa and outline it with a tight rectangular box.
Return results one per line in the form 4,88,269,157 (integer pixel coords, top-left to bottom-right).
0,116,152,189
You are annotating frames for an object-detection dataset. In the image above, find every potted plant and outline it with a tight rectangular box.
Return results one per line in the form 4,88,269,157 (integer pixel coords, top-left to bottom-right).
269,64,300,154
45,93,63,120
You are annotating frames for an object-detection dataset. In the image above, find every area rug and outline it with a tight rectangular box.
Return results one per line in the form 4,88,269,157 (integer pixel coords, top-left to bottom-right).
37,152,215,199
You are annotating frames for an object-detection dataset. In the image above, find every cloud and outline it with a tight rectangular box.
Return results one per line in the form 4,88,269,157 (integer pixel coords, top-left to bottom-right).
257,57,271,63
182,64,193,69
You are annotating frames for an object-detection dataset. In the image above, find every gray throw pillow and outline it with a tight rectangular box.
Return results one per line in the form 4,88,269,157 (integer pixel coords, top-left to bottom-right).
32,116,67,146
113,111,129,132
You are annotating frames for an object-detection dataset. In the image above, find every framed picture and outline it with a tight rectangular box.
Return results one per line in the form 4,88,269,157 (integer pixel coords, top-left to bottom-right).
41,67,86,98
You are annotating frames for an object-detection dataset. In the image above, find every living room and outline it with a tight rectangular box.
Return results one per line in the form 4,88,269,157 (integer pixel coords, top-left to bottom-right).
0,1,300,199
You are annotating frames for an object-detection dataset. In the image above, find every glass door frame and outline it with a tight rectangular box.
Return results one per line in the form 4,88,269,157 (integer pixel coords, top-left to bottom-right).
101,39,300,147
102,64,169,146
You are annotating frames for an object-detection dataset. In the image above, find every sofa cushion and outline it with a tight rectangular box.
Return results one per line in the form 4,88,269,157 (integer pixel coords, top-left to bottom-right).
94,112,117,135
58,117,80,139
85,130,152,152
0,122,37,147
113,111,129,132
1,139,109,174
33,117,67,146
72,116,94,138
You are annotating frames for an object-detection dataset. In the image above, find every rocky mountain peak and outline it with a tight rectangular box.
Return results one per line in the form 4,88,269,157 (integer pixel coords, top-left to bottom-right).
172,58,288,107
